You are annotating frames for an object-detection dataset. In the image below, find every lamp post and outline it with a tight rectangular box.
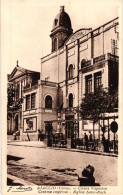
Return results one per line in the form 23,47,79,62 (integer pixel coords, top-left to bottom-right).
57,111,61,133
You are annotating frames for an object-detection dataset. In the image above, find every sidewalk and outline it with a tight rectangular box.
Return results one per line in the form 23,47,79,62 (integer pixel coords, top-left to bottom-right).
7,140,118,157
7,174,36,186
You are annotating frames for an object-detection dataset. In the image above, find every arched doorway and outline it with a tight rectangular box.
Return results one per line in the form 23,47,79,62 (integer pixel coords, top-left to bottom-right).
7,113,12,134
15,114,19,131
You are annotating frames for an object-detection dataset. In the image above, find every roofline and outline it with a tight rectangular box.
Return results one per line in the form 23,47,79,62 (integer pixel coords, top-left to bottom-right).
9,66,40,75
8,66,40,81
22,68,40,74
41,17,119,60
64,28,92,45
91,16,119,32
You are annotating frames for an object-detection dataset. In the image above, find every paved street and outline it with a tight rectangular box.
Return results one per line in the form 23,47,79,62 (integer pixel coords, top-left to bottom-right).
7,144,118,186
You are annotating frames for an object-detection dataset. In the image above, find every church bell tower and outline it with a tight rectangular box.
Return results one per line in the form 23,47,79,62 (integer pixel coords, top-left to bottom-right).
50,6,73,52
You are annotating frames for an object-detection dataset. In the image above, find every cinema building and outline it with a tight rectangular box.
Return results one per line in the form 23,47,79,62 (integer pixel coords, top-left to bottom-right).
20,6,119,147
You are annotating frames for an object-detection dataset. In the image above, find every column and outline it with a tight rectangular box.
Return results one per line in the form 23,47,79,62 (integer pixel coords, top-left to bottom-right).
75,39,79,108
92,73,94,93
102,61,108,89
88,32,93,59
19,81,21,99
12,115,14,132
57,112,61,133
64,45,67,108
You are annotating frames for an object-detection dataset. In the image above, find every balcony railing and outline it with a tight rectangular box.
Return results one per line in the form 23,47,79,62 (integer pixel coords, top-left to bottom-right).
23,81,38,93
62,107,79,113
31,80,38,86
23,84,30,89
93,54,105,64
81,53,119,69
41,80,58,87
107,53,119,62
82,60,91,68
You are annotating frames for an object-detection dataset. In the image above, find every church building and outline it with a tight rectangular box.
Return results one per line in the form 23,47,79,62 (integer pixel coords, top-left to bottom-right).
21,6,119,145
7,62,40,139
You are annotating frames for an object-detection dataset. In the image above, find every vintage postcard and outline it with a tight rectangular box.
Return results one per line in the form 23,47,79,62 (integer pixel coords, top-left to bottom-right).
1,0,123,194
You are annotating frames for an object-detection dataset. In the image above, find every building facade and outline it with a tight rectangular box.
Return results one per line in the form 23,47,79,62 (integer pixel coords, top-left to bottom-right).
20,6,119,144
7,62,40,138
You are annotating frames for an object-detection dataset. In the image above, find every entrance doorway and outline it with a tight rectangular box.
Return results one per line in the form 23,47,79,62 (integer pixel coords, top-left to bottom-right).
44,117,79,148
65,116,79,148
65,116,74,139
45,122,53,147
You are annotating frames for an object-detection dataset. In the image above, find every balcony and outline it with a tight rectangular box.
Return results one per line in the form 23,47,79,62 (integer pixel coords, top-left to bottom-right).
41,80,58,88
81,53,119,71
107,53,119,62
62,107,79,114
23,81,38,93
93,54,105,64
23,84,30,89
81,60,91,68
67,77,78,85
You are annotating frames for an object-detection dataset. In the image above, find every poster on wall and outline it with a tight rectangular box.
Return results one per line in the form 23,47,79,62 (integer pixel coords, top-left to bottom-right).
23,117,37,132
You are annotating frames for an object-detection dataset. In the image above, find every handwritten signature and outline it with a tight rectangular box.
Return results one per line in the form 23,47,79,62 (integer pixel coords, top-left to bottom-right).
7,186,33,192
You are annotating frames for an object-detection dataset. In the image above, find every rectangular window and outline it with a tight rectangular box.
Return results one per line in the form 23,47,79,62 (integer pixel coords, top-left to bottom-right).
26,95,30,110
86,75,92,94
94,72,102,92
31,93,36,109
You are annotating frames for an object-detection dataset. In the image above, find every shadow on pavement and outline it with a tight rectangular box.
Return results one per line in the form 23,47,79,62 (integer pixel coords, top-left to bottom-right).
7,178,23,186
7,155,24,162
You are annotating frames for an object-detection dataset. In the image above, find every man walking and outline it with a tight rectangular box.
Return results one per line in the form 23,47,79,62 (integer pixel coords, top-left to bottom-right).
84,133,88,150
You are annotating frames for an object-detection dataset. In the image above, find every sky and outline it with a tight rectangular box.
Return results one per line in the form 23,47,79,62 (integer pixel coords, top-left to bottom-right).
1,0,120,75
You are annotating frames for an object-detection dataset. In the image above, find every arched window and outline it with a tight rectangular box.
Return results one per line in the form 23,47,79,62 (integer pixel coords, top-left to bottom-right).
69,64,73,79
54,38,57,51
81,59,86,69
54,19,58,26
69,93,73,107
45,95,52,109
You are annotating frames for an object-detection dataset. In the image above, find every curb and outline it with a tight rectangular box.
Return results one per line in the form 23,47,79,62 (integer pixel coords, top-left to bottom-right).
7,142,118,157
48,147,118,157
7,174,36,186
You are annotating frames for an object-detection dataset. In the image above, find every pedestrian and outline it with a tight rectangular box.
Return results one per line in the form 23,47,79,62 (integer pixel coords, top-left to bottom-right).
38,129,41,141
101,134,105,152
88,131,93,150
84,133,88,150
102,134,105,145
89,131,92,141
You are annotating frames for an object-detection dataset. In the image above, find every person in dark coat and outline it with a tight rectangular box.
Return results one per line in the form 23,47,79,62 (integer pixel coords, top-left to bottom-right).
102,134,105,145
89,131,93,141
84,133,88,150
88,131,93,150
38,129,41,141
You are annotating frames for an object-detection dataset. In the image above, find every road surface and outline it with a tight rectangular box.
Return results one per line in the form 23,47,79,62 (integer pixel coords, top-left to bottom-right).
7,144,117,186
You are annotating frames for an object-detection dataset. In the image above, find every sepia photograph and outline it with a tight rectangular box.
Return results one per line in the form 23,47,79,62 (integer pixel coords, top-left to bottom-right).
1,0,123,194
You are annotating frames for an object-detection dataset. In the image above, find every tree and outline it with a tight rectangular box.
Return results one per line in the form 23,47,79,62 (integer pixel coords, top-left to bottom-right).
80,88,118,123
7,84,23,111
7,85,15,107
